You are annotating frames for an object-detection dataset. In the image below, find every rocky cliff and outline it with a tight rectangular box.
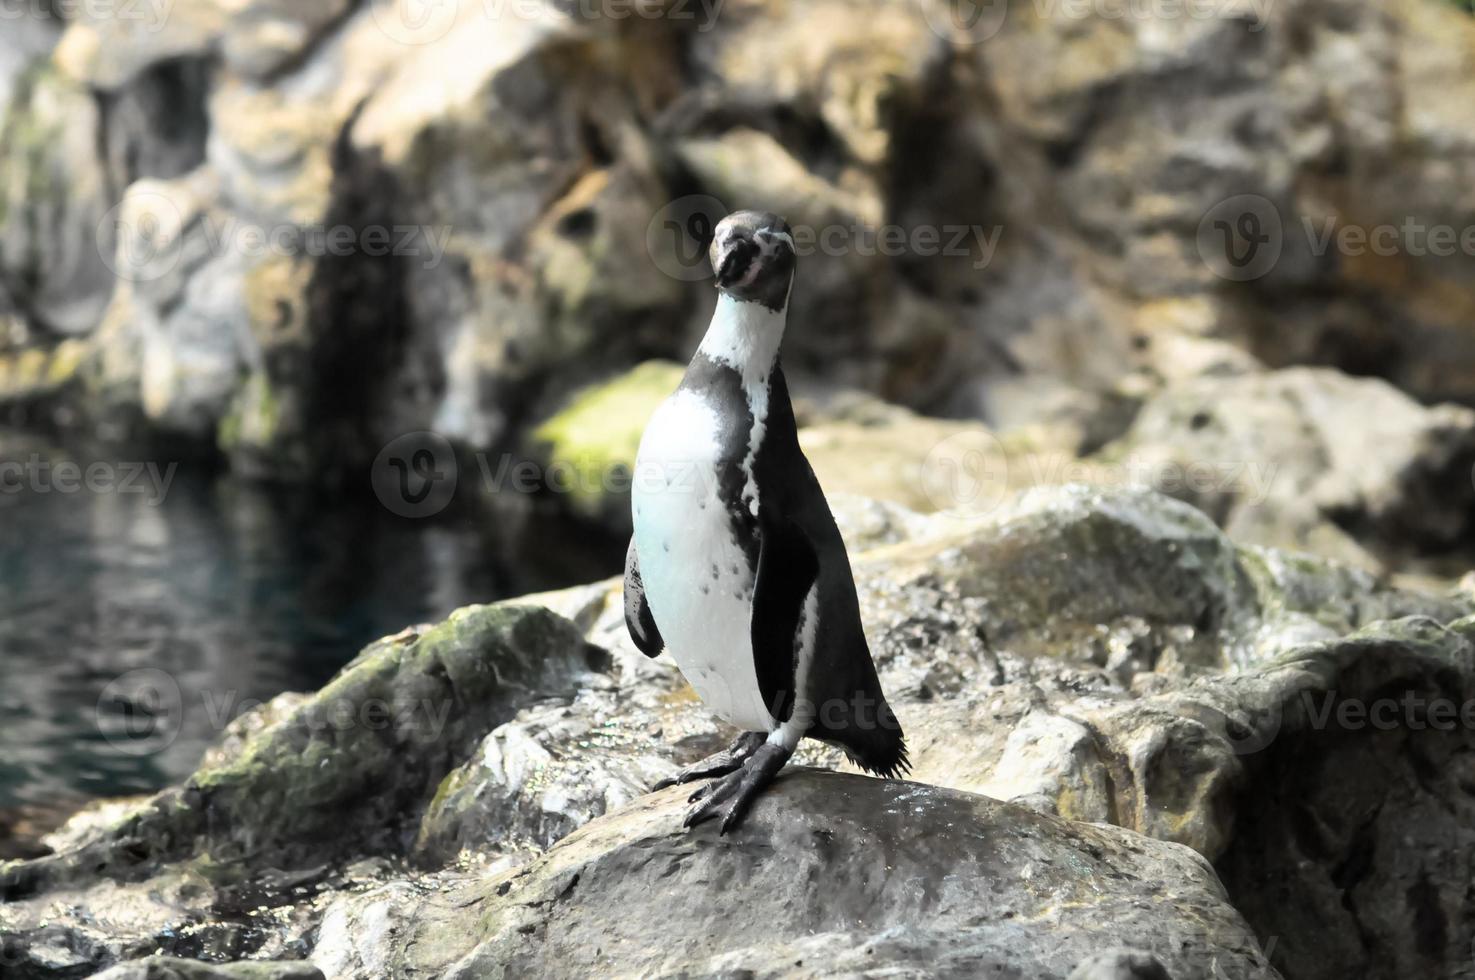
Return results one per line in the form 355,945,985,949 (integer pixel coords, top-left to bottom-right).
3,0,1475,481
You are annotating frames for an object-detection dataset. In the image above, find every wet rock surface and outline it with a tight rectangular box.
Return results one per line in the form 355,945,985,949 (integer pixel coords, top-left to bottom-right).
6,486,1475,977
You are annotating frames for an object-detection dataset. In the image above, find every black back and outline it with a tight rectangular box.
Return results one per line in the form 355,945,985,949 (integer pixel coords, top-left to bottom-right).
749,368,908,777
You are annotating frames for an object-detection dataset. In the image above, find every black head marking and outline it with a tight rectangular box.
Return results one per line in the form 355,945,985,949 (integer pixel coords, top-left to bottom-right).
709,210,796,311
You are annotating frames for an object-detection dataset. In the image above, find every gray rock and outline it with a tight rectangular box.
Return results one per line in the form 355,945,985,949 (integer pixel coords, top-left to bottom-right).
91,957,323,980
345,773,1278,980
1106,368,1475,568
1069,949,1174,980
1217,617,1475,980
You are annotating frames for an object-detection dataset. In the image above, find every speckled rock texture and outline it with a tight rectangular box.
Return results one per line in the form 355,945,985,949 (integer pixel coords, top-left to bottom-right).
438,773,1273,979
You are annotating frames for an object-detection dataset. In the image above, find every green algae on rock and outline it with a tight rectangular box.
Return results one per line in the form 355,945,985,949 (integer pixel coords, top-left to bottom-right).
529,360,685,521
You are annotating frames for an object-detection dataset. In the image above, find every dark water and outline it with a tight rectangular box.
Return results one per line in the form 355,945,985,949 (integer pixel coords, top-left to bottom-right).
0,434,621,815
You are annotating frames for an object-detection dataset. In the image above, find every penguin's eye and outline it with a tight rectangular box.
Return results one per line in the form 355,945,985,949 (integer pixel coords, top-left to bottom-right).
756,229,795,255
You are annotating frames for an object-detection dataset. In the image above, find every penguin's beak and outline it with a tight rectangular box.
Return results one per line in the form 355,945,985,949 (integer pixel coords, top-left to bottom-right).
714,235,759,289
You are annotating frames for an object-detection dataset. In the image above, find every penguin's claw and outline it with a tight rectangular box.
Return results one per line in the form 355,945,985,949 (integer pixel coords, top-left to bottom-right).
683,772,742,827
653,731,766,792
681,743,790,834
654,762,728,793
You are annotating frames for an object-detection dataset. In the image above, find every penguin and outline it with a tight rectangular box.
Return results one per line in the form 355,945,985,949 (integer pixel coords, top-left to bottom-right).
625,209,908,833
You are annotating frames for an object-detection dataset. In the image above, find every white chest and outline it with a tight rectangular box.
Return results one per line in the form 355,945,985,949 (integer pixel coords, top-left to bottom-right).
632,389,775,731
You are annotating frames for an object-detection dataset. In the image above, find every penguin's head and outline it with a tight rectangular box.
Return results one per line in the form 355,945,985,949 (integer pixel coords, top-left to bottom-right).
709,210,796,311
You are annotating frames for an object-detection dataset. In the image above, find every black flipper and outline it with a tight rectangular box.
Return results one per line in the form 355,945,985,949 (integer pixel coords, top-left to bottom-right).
750,517,820,724
623,539,663,659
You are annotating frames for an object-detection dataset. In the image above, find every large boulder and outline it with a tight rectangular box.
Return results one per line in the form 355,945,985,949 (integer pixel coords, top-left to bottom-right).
402,773,1276,979
1217,617,1475,980
1104,368,1475,567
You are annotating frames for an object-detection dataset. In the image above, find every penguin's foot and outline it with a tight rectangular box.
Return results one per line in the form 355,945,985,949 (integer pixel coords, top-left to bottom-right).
682,743,791,834
653,731,766,791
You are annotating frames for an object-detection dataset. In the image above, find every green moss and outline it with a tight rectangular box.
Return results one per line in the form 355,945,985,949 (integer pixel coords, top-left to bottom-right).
217,408,241,451
174,604,591,865
218,372,285,451
428,767,467,816
44,340,86,386
531,360,685,517
1237,543,1472,635
0,61,67,247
